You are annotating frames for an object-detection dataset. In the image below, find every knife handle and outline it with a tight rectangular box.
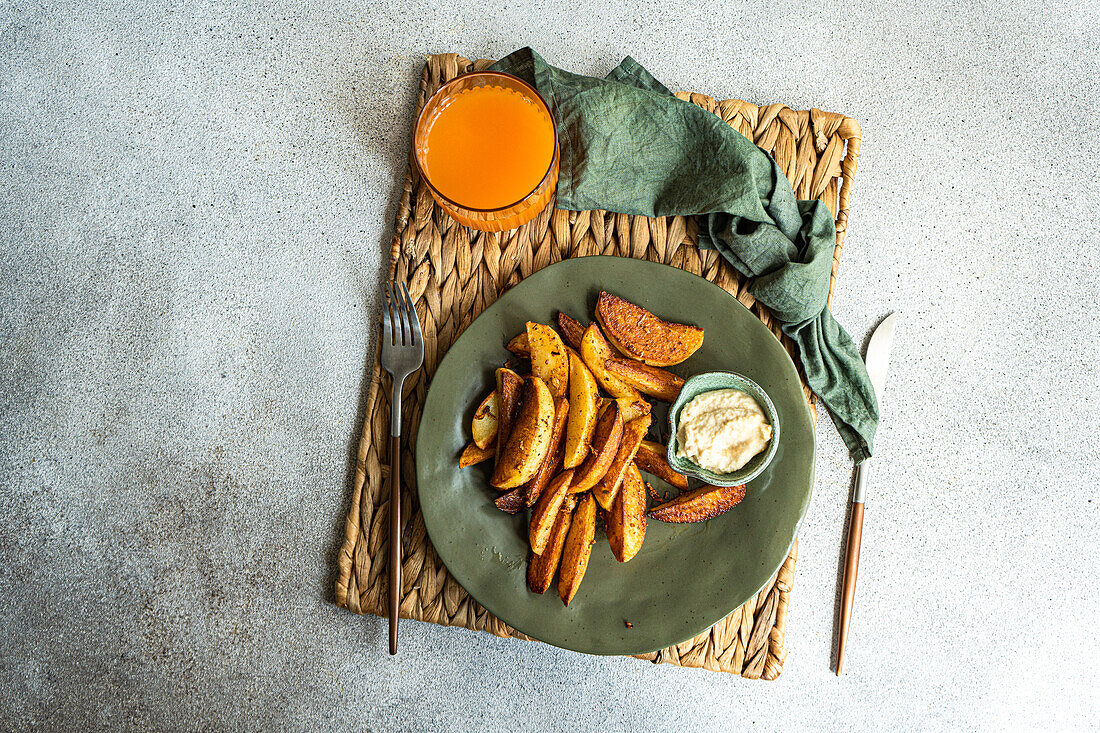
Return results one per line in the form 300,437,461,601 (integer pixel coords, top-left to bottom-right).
835,500,864,675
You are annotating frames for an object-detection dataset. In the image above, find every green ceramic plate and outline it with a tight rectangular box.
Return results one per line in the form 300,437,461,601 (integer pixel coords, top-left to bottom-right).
416,256,815,655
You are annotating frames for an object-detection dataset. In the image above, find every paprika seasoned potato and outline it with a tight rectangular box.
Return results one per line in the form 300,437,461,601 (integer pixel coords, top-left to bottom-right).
521,397,570,507
592,413,651,511
556,311,586,350
564,350,599,469
648,483,747,523
527,322,569,399
571,400,623,493
596,291,703,366
505,332,530,358
459,441,495,468
604,357,684,402
558,493,597,605
609,395,651,423
632,439,689,491
491,376,555,489
494,487,525,514
527,498,575,594
494,368,523,464
579,323,641,399
606,463,647,562
471,390,499,449
529,470,574,554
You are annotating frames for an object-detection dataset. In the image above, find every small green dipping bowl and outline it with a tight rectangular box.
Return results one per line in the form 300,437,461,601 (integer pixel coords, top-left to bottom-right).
667,371,781,487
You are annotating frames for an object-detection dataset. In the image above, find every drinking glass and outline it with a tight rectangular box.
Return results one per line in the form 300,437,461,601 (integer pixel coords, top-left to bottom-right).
413,72,559,232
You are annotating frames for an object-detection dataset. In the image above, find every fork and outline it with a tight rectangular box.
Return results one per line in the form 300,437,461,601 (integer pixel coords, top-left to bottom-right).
378,281,424,655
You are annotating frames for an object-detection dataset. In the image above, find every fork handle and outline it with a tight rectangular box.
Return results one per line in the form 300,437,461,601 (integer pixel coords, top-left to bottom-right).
388,432,401,655
388,378,404,656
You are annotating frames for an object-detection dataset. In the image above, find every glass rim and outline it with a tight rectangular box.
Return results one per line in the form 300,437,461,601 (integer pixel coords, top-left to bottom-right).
412,70,559,215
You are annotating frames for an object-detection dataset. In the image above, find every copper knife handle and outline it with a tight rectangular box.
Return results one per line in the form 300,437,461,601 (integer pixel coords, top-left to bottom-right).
388,433,401,655
835,499,864,675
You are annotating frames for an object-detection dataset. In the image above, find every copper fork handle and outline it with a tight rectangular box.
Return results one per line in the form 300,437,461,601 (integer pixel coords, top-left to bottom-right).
835,500,864,675
388,432,401,655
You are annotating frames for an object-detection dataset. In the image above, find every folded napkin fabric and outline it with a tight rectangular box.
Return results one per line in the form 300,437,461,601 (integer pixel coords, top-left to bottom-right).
490,48,878,462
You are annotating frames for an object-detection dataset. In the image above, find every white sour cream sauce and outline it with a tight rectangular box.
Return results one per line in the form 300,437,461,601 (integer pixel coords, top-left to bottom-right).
676,388,772,473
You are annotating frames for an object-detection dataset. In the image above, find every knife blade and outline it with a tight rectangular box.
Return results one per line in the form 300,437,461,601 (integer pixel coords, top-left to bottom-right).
835,312,897,675
864,312,897,403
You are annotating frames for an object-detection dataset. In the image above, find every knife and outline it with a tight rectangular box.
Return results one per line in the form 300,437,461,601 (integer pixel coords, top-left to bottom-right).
835,312,897,676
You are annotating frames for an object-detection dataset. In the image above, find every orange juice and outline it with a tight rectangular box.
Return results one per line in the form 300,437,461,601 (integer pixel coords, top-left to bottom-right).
423,84,556,210
414,73,558,231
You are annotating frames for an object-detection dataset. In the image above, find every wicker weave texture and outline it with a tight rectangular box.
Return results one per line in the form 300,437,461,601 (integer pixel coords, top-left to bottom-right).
334,53,861,679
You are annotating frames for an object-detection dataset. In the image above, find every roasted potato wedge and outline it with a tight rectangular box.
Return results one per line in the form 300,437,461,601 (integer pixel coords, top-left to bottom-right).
610,395,651,423
491,376,555,489
557,312,586,350
522,397,569,507
648,483,747,523
592,413,651,511
564,350,599,469
633,439,689,491
579,323,642,400
527,322,569,399
558,493,597,605
494,368,523,463
529,469,574,554
571,401,623,492
596,291,704,366
459,441,495,468
505,332,530,358
527,497,575,594
604,358,684,402
471,391,499,449
494,487,525,514
607,463,647,562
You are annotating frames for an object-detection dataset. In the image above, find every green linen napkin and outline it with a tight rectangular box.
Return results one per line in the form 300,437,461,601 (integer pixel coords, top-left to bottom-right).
490,48,878,462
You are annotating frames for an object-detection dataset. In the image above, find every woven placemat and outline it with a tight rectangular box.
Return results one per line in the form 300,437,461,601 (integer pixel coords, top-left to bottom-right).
335,53,861,679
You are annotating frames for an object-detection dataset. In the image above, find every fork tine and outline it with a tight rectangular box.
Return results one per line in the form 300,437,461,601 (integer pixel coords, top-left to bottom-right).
399,283,420,347
391,280,410,346
380,282,393,346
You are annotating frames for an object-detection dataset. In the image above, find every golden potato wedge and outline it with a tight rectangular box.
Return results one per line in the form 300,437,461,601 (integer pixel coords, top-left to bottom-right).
596,291,704,366
558,493,596,606
607,463,647,562
571,401,623,493
592,413,651,511
527,322,569,399
529,469,574,554
527,497,575,594
471,391,499,449
494,368,523,463
648,483,746,523
459,441,495,468
604,358,684,402
557,312,586,351
494,487,525,514
633,439,689,491
505,332,530,358
491,376,555,489
610,396,651,423
521,397,569,508
579,323,642,399
563,350,599,469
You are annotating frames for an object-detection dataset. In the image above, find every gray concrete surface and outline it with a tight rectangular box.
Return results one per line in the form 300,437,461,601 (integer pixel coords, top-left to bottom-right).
1,0,1097,730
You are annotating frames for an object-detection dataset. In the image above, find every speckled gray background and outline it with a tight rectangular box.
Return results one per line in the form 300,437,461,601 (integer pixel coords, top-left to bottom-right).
1,1,1097,730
